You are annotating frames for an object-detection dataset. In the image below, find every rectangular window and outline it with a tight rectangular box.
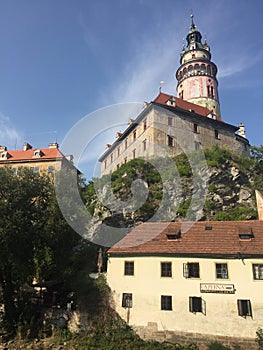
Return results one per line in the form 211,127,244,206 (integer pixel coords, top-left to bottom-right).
189,297,206,314
143,120,147,131
48,166,53,173
104,160,107,169
237,299,252,317
143,139,147,151
17,167,22,175
132,149,136,159
161,262,172,277
193,123,199,133
253,264,263,280
116,164,120,170
122,293,133,308
125,139,128,150
110,154,113,163
117,147,120,157
183,262,200,278
12,167,17,175
216,263,228,279
161,295,172,310
215,129,219,139
124,157,127,164
124,261,134,276
167,135,173,147
34,167,39,173
168,117,173,126
133,130,136,140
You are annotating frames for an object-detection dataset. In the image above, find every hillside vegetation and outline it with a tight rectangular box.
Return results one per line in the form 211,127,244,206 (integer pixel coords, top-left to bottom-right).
85,146,263,238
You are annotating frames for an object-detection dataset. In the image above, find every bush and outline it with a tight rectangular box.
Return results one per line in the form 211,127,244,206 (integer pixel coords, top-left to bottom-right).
206,341,231,350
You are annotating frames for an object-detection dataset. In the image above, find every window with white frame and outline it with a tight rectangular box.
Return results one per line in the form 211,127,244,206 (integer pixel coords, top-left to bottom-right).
237,299,252,317
216,263,228,279
183,262,200,278
124,261,134,276
189,296,206,315
161,295,172,310
253,264,263,280
161,262,172,277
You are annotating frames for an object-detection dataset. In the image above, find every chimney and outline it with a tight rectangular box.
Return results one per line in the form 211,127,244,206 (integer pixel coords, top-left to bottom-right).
116,132,123,139
23,142,32,151
48,142,59,149
255,190,263,220
0,145,7,152
238,123,246,138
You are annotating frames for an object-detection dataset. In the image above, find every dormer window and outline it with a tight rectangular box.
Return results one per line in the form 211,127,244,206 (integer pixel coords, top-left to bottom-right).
1,151,11,159
33,149,43,158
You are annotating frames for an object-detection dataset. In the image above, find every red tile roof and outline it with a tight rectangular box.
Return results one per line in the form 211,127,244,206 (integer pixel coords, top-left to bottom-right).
0,147,65,162
153,92,222,121
108,221,263,257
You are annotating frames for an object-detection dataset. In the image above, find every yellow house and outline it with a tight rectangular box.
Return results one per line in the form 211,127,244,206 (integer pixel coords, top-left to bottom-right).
107,219,263,349
0,142,76,175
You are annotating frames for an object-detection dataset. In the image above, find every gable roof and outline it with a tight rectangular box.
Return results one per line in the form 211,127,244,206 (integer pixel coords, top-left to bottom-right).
154,92,212,117
108,220,263,258
0,147,65,163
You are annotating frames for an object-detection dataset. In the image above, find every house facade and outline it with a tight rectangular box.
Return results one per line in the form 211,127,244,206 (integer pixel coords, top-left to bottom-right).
0,141,76,175
99,16,249,176
107,220,263,348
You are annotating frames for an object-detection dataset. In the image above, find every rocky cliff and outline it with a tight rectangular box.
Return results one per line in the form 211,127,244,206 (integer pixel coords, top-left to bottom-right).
85,147,262,242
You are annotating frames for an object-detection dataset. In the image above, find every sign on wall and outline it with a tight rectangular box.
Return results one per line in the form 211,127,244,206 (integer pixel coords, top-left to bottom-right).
200,283,235,294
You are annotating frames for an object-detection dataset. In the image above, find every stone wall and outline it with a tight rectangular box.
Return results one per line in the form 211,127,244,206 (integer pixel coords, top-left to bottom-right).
133,323,259,350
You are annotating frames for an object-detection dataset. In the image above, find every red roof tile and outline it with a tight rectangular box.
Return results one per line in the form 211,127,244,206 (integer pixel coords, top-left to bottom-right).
108,221,263,257
0,147,64,162
153,92,222,121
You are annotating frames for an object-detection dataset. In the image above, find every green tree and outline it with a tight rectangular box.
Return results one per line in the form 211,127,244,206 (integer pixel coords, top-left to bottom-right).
0,167,51,334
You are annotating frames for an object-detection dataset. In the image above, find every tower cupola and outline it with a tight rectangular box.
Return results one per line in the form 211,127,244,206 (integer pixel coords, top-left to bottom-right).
176,14,221,119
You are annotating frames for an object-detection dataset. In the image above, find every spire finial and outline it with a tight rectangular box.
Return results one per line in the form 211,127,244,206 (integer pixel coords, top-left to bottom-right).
190,11,196,30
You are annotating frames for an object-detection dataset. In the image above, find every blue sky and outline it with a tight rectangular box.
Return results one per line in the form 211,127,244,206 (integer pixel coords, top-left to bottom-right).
0,0,262,180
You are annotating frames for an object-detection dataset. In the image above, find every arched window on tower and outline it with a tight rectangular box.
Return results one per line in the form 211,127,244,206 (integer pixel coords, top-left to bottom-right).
194,64,200,73
207,65,211,75
201,64,206,74
188,65,193,74
183,67,187,77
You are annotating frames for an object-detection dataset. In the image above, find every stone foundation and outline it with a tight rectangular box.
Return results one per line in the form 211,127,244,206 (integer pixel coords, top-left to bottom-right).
133,323,259,350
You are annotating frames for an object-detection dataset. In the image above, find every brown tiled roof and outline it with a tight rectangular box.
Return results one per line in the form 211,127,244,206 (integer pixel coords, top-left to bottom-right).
108,221,263,257
0,148,64,163
153,92,222,121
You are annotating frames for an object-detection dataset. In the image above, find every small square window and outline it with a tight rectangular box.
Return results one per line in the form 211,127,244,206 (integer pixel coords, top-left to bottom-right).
124,261,134,276
253,264,263,280
168,117,173,126
161,262,172,277
237,299,252,317
122,293,133,308
161,295,172,310
216,263,228,279
183,263,200,278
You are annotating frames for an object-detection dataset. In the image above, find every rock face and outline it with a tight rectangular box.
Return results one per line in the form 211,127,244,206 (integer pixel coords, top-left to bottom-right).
85,152,261,242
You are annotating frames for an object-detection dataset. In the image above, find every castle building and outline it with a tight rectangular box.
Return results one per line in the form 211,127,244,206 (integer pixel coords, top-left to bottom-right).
0,141,77,175
99,16,249,176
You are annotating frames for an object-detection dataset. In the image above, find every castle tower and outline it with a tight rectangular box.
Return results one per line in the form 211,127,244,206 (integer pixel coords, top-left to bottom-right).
176,14,221,119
